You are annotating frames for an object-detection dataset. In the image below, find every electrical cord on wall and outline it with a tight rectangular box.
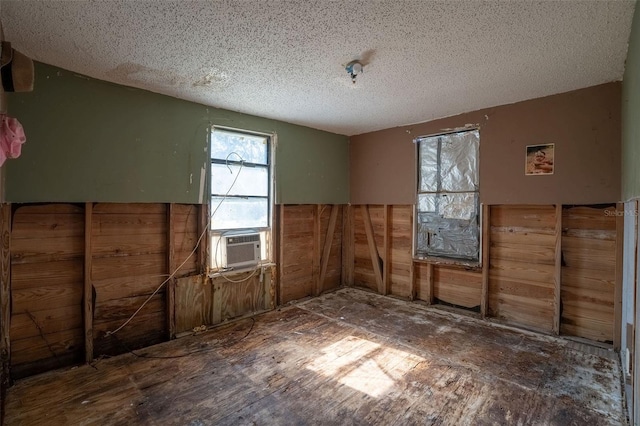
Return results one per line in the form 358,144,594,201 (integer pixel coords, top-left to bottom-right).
105,152,248,337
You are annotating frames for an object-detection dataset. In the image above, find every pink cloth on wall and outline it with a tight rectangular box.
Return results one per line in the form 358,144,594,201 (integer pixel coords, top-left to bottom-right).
0,114,26,167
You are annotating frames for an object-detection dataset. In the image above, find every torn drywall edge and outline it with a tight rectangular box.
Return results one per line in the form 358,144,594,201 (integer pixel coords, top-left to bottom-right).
412,124,481,143
199,164,206,204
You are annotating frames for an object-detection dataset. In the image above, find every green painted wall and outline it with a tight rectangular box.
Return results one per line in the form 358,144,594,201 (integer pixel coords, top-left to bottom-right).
623,5,640,201
4,62,349,204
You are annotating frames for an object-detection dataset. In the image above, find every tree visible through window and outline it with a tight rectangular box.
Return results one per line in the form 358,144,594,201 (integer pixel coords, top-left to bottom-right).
210,129,271,230
415,129,479,261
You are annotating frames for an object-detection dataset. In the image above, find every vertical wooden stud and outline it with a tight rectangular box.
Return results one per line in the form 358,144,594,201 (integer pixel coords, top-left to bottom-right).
314,205,322,296
383,205,390,295
211,278,222,325
83,203,93,363
361,205,384,294
319,206,338,294
167,204,176,340
197,204,208,274
481,204,490,318
409,261,416,301
426,263,434,305
409,208,416,301
553,204,562,335
277,204,285,306
342,205,354,287
1,203,11,419
614,202,624,350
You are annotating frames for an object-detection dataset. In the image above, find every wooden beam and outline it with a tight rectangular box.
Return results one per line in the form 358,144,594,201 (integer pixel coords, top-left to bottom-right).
426,263,434,304
277,204,285,306
167,204,176,340
553,204,562,335
409,261,416,301
83,202,93,363
383,205,390,296
314,205,322,296
197,204,208,274
361,205,384,294
318,206,339,295
409,208,416,301
341,205,354,287
480,204,490,318
614,202,624,350
211,278,222,325
1,203,11,421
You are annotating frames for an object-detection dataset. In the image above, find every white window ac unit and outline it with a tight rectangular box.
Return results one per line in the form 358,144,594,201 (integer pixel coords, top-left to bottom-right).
221,233,261,269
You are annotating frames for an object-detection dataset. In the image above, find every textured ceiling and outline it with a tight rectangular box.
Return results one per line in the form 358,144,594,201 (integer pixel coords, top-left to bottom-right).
0,0,636,136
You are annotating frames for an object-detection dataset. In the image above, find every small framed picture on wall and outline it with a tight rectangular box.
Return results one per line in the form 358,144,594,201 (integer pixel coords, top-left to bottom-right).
525,144,554,175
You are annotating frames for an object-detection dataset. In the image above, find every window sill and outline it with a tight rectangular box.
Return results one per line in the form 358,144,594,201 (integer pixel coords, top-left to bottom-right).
208,262,275,278
413,256,481,271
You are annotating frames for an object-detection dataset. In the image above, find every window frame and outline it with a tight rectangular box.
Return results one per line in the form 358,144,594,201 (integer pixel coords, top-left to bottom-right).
413,128,481,265
209,126,275,271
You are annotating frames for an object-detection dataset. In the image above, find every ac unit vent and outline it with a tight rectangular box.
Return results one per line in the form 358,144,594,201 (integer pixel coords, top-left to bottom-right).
221,233,261,269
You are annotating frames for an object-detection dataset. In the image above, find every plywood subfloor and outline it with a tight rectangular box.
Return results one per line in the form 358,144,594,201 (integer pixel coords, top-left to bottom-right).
5,288,625,425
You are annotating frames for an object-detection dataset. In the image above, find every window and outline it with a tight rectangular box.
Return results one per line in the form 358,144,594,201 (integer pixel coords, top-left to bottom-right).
415,129,480,262
210,128,272,269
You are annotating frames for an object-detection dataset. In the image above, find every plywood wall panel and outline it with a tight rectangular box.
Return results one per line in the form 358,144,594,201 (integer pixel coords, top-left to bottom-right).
175,276,211,333
218,274,267,321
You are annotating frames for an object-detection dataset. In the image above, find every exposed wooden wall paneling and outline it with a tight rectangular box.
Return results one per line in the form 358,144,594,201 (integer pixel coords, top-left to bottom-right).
614,202,624,350
433,265,482,308
481,204,490,318
318,206,338,294
342,205,354,287
279,205,314,303
553,204,562,335
10,204,85,378
560,205,617,343
488,205,556,332
91,203,167,357
383,205,390,295
1,203,11,422
167,204,176,340
83,203,93,363
361,205,383,293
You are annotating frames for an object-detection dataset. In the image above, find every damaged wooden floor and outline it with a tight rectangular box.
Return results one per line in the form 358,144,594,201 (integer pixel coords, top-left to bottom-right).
5,288,626,425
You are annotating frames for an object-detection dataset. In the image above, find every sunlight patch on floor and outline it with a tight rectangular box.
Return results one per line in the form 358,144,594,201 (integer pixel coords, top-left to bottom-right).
307,336,425,398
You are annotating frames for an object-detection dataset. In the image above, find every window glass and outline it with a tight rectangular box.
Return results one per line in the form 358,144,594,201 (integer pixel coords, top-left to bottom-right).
211,130,268,164
211,197,269,229
210,129,271,232
211,163,269,197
